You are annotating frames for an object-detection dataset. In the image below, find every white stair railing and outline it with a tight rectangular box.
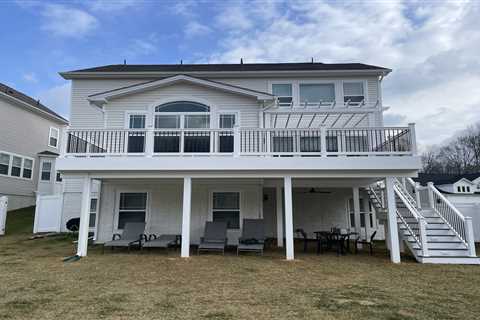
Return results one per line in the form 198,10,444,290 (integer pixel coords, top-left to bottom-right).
394,178,429,257
427,182,476,257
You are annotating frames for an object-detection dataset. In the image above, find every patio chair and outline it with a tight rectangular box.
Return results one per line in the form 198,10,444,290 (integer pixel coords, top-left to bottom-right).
237,219,265,255
354,230,377,255
198,221,228,255
103,222,147,253
142,234,180,252
295,228,308,252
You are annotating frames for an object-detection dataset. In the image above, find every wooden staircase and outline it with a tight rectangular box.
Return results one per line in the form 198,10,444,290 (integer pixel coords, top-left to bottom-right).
367,180,479,264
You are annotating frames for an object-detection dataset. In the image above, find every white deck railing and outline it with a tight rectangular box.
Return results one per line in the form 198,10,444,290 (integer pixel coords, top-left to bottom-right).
63,125,417,158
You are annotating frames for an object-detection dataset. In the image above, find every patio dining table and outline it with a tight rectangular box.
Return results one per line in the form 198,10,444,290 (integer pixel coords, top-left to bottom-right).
314,230,358,255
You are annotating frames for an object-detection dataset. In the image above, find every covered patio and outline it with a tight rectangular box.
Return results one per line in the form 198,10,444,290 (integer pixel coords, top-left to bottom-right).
73,175,402,263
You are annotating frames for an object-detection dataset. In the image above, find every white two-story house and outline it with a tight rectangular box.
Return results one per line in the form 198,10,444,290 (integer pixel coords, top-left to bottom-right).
56,62,478,264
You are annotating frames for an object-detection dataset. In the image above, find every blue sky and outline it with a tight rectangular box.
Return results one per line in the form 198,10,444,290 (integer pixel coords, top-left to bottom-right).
1,0,479,148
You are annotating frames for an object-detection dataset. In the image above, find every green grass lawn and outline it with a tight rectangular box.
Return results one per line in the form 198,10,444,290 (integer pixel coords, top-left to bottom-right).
1,207,480,320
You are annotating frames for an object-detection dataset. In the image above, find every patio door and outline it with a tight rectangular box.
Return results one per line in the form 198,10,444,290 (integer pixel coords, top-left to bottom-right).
347,198,375,239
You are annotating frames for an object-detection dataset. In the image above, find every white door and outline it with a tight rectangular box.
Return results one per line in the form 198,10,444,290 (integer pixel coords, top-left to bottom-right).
0,196,8,235
33,194,63,233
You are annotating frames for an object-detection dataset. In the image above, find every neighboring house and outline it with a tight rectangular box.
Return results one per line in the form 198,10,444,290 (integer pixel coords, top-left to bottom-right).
55,62,478,264
0,83,68,211
414,173,480,241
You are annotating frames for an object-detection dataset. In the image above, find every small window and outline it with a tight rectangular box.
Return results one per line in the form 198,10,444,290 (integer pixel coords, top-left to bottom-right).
219,114,236,129
212,192,240,229
0,153,10,175
457,186,462,192
300,83,335,104
343,82,364,104
272,84,293,106
118,192,147,229
462,186,466,192
56,172,63,182
49,127,59,148
129,115,146,129
11,156,22,177
41,161,52,181
89,198,98,228
467,186,471,192
155,101,209,113
23,159,33,179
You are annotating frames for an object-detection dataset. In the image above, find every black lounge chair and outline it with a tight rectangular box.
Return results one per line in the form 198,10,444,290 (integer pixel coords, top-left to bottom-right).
103,222,147,253
198,221,228,255
237,219,265,255
355,230,378,255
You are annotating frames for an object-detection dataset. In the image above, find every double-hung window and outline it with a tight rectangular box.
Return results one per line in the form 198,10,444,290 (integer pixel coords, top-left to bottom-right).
23,159,33,179
11,156,22,177
89,198,98,228
41,161,52,181
49,127,59,148
272,84,293,107
0,152,34,179
0,153,10,175
212,192,240,229
118,192,147,229
343,82,365,105
127,114,146,153
299,83,335,105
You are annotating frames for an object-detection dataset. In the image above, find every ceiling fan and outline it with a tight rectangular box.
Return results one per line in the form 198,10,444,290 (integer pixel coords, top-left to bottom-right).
296,188,332,194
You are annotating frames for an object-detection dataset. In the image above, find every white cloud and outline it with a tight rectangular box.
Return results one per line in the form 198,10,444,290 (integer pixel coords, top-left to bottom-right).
185,21,212,38
207,1,480,148
36,83,71,119
22,72,38,83
41,4,98,38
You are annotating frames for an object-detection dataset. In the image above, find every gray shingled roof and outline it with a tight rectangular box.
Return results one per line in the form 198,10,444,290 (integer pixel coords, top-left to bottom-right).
0,83,68,123
414,173,480,186
64,62,390,74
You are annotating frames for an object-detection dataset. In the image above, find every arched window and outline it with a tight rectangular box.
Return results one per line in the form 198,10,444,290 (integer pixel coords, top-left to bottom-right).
155,101,210,113
154,101,210,129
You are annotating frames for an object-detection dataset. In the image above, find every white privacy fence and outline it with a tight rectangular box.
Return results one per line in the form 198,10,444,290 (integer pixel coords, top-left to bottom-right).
0,196,8,235
33,194,63,233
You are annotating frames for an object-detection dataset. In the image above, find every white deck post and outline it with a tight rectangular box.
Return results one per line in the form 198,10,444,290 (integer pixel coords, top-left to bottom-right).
352,187,361,236
145,128,154,157
181,176,192,258
284,176,294,260
427,182,435,209
465,217,476,257
233,126,240,157
320,125,327,157
77,175,91,257
385,176,401,263
276,185,284,247
408,123,417,155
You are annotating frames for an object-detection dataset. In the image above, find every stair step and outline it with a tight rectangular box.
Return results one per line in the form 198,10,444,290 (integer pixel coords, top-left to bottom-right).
400,228,455,236
398,224,450,230
419,257,480,264
409,242,467,249
414,249,471,257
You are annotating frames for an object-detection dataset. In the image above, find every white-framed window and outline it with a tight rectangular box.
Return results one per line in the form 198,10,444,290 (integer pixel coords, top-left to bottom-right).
219,114,236,129
48,127,60,148
0,151,34,180
89,198,98,228
56,172,62,182
117,192,147,230
212,192,240,229
23,159,33,179
272,83,293,106
348,198,374,229
343,82,365,105
40,161,52,181
299,83,335,104
467,186,471,192
0,153,10,176
126,113,147,153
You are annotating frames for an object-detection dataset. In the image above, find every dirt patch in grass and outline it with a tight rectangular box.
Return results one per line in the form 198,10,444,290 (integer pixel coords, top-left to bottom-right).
1,207,480,319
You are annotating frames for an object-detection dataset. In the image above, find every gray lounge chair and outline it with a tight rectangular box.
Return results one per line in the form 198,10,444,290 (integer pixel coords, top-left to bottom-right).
142,234,180,251
197,221,228,255
103,222,146,253
237,219,265,255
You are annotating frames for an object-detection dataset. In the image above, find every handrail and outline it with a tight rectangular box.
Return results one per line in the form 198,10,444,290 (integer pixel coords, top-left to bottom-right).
394,178,418,212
